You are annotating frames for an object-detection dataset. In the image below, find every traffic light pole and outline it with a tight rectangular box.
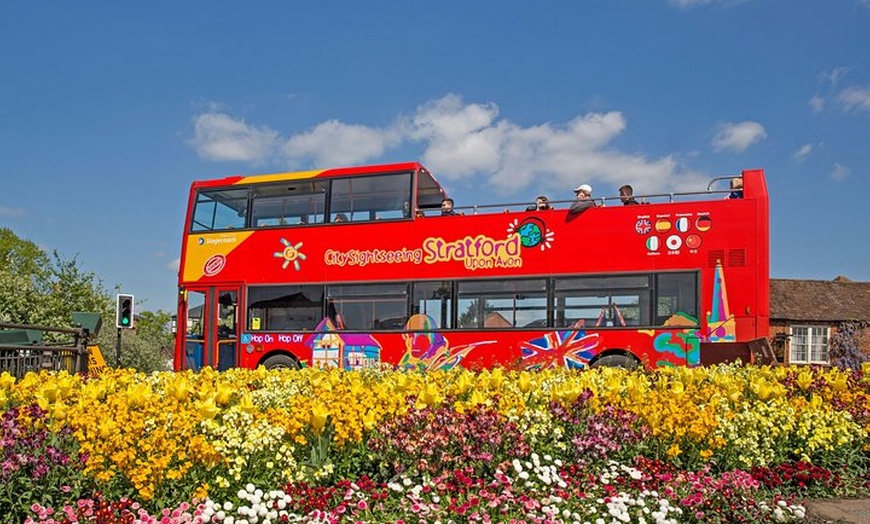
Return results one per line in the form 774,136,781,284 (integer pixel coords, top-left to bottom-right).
114,293,134,368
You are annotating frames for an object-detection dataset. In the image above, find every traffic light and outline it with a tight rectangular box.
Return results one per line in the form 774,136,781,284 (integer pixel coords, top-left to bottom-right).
116,294,135,329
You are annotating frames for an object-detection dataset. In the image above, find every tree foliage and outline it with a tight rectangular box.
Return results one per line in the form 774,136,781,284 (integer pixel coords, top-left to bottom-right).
94,310,173,372
0,228,109,328
0,227,169,372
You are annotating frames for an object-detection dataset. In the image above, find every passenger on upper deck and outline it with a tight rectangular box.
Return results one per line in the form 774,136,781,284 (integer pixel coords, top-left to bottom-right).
441,198,461,216
619,185,640,205
526,195,553,211
334,213,348,222
728,177,744,199
568,184,596,216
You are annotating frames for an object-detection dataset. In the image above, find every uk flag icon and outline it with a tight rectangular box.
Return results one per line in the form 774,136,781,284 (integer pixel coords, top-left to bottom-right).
635,219,652,234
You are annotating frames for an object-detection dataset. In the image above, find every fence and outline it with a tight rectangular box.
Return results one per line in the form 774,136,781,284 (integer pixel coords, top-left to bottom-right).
0,321,93,378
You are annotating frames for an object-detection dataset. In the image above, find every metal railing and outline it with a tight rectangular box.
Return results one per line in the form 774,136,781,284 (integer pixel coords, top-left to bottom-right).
457,175,740,215
0,322,91,378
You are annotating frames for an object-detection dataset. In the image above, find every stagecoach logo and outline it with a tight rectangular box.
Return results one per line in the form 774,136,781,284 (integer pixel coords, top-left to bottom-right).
203,254,227,277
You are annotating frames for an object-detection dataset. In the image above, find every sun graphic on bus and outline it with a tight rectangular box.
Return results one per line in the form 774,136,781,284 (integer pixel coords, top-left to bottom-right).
507,218,554,251
273,238,307,271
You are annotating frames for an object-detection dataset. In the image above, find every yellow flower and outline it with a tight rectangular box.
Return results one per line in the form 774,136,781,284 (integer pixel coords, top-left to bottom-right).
194,483,210,501
362,409,378,431
34,391,50,411
667,443,682,457
415,382,443,409
50,403,68,422
453,371,474,395
237,392,256,413
125,382,153,408
0,371,15,390
311,402,330,432
517,372,533,394
468,389,487,407
829,372,848,392
166,376,192,402
796,370,814,391
750,378,774,401
197,397,221,420
214,383,234,406
488,368,505,389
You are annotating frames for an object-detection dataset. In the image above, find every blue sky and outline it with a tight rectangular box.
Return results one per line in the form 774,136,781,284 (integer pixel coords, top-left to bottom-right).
2,1,869,313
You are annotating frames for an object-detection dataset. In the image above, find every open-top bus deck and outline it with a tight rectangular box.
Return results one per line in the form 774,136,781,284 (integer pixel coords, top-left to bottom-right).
175,162,769,371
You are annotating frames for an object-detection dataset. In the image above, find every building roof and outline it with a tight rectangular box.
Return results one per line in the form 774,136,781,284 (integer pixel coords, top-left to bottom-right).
770,278,870,323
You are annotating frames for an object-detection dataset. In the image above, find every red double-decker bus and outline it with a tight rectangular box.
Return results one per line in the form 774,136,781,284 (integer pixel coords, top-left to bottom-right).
174,161,769,372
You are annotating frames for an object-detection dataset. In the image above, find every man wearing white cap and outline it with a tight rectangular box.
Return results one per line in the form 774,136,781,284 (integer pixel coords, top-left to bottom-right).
568,183,596,215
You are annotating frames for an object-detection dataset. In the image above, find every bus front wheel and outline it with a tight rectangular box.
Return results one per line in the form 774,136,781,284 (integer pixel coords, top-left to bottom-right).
590,354,640,369
261,354,300,370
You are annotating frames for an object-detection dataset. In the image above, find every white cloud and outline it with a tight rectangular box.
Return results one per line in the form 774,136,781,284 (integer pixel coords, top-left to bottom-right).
0,206,25,217
191,112,279,163
168,258,180,272
189,93,707,197
409,98,695,194
838,86,870,112
282,120,401,168
822,66,851,87
809,94,825,113
792,144,813,162
831,163,850,182
711,121,767,152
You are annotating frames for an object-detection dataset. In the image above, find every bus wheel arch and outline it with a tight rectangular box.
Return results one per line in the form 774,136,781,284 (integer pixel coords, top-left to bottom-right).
589,350,641,369
260,351,301,370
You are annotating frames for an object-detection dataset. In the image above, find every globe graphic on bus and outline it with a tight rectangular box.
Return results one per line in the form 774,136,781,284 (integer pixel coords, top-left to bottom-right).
517,219,544,248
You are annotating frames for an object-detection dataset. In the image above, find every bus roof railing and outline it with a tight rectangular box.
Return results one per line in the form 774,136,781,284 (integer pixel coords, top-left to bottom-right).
457,179,740,215
707,175,741,192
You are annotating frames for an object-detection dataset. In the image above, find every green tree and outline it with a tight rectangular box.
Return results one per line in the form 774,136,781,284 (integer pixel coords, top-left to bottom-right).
0,227,50,278
98,310,173,372
0,227,171,372
0,228,109,328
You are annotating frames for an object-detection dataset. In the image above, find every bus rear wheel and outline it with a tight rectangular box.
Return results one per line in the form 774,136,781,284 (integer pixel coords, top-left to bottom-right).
261,354,300,370
591,354,640,369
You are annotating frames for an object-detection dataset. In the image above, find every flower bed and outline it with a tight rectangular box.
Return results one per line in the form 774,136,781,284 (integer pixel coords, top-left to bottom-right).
2,363,869,523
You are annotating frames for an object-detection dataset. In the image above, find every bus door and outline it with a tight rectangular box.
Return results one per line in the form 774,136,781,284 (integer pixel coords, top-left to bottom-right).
182,286,241,371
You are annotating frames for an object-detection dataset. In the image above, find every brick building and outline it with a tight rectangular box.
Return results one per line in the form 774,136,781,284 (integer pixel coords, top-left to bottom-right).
769,276,870,365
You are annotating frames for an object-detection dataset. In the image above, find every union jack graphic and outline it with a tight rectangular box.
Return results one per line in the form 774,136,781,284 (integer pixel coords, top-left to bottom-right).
520,330,601,369
635,219,652,235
